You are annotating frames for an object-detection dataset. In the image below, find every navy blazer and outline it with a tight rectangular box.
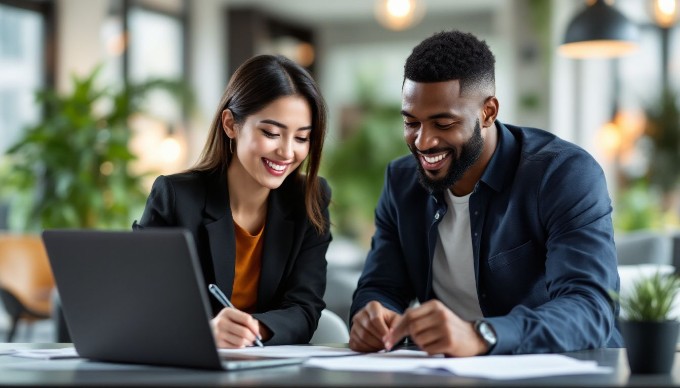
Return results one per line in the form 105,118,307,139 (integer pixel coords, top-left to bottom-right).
135,169,331,345
351,121,623,354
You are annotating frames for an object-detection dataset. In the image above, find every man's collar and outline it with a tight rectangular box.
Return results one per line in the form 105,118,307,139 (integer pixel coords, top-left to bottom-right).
478,120,518,193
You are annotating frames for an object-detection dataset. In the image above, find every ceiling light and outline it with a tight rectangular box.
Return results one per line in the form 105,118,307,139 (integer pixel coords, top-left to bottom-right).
651,0,679,28
374,0,425,31
559,0,639,59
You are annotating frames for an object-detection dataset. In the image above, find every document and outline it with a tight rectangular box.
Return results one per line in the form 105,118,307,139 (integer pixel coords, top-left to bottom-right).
304,351,613,380
9,347,79,360
219,345,360,358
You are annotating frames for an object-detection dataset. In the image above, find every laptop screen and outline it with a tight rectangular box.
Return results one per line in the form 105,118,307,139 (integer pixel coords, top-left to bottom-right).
43,229,232,369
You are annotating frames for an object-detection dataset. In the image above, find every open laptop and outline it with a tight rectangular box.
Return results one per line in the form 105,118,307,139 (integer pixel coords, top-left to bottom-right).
42,229,304,370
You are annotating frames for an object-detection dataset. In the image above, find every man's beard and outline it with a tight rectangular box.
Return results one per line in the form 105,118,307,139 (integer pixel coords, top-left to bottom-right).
412,119,484,193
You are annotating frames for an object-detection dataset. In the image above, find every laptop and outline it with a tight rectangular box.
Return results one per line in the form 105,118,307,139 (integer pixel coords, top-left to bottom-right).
42,229,304,370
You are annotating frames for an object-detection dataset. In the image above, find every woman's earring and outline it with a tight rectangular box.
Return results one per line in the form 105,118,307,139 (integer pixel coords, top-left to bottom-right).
229,138,233,153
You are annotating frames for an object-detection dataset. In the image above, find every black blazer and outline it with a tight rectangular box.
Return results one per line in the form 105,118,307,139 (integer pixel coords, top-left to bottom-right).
134,169,331,345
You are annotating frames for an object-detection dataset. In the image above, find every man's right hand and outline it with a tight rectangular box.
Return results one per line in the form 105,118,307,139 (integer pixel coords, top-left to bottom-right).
349,301,400,352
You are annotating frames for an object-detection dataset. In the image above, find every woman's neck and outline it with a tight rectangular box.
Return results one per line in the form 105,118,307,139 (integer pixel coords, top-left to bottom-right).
227,161,269,234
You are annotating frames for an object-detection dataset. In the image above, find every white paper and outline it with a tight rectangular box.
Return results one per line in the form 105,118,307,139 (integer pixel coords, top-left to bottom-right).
304,352,612,380
0,349,16,356
9,347,79,360
218,345,360,358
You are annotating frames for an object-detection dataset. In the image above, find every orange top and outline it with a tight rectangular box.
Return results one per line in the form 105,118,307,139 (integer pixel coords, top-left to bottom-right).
231,221,264,313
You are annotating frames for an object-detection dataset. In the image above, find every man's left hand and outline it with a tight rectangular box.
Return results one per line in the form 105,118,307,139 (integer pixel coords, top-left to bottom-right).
383,300,488,357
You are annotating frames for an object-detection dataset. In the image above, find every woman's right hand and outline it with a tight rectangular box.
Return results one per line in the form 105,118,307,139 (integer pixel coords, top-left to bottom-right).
211,307,262,348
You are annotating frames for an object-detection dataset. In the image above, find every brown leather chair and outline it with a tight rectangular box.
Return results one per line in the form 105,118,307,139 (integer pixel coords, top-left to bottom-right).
0,234,54,342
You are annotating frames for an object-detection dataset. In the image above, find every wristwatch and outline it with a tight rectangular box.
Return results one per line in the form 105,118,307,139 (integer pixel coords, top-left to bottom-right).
474,319,497,353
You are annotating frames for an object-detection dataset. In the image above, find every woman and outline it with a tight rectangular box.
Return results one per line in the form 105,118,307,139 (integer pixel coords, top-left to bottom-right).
135,55,331,348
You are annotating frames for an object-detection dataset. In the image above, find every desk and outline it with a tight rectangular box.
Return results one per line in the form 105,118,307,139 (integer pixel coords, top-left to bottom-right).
1,343,679,387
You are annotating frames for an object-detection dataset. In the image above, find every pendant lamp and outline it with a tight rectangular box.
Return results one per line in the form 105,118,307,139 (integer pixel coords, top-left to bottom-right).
559,0,639,58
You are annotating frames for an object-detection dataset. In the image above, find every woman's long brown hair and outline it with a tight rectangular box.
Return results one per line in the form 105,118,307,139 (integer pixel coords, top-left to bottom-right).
192,55,328,234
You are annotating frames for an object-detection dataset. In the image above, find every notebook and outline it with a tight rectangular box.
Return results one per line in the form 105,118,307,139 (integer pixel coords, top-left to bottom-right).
42,229,304,370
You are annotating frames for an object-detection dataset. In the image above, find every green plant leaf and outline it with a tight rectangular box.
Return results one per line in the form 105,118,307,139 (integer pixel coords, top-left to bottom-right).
0,65,190,230
612,272,680,322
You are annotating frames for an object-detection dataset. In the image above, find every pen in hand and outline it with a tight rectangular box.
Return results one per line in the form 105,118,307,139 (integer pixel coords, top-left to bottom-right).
387,337,407,352
208,283,264,347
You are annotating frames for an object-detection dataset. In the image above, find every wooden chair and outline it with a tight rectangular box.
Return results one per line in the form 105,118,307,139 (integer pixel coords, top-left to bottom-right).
0,234,55,342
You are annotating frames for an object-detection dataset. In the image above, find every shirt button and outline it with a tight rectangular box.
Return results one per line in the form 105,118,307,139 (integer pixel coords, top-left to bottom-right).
434,212,440,220
474,211,478,215
474,232,478,237
481,293,487,299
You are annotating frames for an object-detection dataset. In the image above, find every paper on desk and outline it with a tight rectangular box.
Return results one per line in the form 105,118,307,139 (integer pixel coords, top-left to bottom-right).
219,345,360,358
304,351,612,380
9,347,79,360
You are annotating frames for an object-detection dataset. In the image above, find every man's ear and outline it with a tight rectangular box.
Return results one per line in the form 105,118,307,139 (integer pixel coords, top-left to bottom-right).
481,96,499,127
221,109,237,138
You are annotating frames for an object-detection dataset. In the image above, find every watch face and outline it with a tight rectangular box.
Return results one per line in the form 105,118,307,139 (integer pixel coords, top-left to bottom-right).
477,321,497,346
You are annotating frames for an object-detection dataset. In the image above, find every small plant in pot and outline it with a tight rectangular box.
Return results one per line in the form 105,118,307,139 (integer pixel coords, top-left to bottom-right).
612,272,680,374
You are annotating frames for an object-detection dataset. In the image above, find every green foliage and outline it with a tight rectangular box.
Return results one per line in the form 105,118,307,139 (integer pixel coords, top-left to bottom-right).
613,180,664,232
527,0,553,68
645,88,680,194
322,77,407,239
0,66,189,231
612,272,680,322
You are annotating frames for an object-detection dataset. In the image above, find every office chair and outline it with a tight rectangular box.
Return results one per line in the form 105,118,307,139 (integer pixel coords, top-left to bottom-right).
52,291,71,343
0,234,54,342
615,230,671,266
0,288,50,341
310,309,350,344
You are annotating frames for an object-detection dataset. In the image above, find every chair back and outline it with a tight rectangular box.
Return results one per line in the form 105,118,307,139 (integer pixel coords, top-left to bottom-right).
615,230,672,266
0,234,54,316
310,309,350,344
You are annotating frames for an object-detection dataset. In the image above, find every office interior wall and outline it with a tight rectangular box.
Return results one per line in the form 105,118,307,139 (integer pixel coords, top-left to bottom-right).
316,9,519,147
50,0,627,174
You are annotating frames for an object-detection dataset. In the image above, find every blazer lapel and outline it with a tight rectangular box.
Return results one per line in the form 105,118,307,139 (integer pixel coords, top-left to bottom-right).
258,187,294,309
203,171,236,299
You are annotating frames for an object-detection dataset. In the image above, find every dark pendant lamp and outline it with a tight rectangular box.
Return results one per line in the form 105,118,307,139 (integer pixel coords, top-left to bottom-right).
559,0,640,58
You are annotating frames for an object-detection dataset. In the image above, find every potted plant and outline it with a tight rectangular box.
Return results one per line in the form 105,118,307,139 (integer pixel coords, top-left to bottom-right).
0,66,188,231
613,271,680,374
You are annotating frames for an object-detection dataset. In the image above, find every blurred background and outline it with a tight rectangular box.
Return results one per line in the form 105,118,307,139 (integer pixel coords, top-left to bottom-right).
0,0,679,342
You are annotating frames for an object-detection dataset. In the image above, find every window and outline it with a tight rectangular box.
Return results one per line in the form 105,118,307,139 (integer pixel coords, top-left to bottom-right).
123,0,189,173
128,3,185,122
77,0,189,177
0,1,53,153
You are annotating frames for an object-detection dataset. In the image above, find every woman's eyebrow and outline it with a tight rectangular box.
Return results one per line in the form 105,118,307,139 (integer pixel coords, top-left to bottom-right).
259,119,287,129
260,119,312,131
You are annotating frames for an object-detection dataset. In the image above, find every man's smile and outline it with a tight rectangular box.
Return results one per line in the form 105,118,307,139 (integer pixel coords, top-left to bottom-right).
418,151,451,171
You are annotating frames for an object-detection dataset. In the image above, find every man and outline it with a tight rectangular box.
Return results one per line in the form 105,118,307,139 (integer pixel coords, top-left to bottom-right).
349,30,623,356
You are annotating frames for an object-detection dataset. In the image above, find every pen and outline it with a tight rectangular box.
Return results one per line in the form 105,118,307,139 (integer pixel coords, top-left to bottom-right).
208,284,264,347
387,337,407,352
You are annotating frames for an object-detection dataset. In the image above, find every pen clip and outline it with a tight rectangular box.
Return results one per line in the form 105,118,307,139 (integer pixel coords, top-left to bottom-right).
208,283,232,308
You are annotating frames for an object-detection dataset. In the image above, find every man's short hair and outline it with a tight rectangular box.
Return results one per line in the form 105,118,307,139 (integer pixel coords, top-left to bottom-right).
404,30,496,97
